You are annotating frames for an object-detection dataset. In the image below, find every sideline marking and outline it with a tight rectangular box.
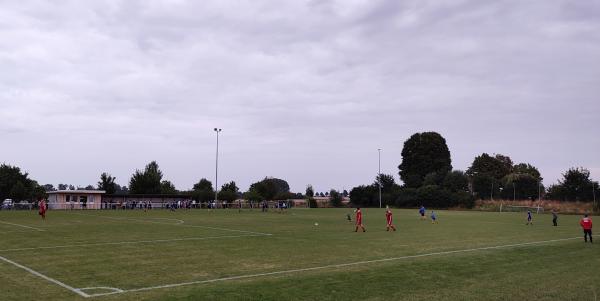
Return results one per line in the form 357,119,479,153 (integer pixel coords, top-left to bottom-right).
0,220,45,231
0,234,268,252
87,236,580,298
71,212,272,236
0,254,89,298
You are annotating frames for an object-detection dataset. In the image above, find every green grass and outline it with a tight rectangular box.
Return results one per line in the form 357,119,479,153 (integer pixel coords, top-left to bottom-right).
0,208,597,301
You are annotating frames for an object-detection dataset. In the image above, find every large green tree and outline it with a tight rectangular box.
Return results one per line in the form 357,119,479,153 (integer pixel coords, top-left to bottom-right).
218,181,240,202
471,174,498,200
129,161,165,194
0,164,45,201
248,177,290,200
442,170,469,193
467,153,513,180
243,189,262,203
398,132,452,188
9,181,27,200
512,163,542,180
375,174,397,191
160,180,177,194
350,174,402,207
546,167,597,202
349,184,379,207
500,173,541,200
191,178,214,202
500,162,543,200
375,174,402,206
97,172,117,194
467,153,513,199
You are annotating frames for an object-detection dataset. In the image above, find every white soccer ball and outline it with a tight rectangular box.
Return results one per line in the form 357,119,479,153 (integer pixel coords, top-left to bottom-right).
314,222,319,226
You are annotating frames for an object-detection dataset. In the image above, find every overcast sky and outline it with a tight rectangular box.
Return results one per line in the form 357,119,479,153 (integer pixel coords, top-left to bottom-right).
1,0,599,193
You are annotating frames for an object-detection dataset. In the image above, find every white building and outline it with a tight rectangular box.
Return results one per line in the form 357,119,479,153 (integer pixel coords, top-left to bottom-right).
47,190,106,209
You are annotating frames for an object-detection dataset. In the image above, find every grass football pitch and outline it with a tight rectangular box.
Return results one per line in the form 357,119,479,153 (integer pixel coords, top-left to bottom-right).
0,208,598,301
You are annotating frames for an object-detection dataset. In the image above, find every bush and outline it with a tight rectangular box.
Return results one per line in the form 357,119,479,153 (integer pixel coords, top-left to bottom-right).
452,191,475,209
413,185,474,208
443,170,469,192
417,185,451,208
395,188,418,207
349,185,378,207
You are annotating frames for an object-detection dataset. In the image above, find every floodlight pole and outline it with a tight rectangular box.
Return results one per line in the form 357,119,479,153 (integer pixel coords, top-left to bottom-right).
378,148,382,208
214,128,222,204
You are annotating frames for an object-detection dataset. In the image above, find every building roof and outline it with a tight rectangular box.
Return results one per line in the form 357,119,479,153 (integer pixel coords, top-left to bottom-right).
104,194,190,198
48,190,106,194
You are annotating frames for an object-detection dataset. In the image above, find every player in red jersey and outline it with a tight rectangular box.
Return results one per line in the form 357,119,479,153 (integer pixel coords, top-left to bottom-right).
38,198,47,220
580,214,593,243
385,206,396,231
354,208,366,232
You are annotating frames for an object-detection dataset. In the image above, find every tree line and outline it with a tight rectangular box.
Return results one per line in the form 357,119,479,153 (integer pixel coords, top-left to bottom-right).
98,161,306,203
2,134,597,209
0,164,46,202
349,132,598,209
0,161,309,203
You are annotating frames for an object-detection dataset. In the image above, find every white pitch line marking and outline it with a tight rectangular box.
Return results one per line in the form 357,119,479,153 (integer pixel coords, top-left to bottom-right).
100,236,581,297
1,230,39,234
148,217,185,224
71,213,273,236
0,220,45,231
75,287,124,297
183,224,272,236
108,217,185,225
0,254,90,298
0,234,268,252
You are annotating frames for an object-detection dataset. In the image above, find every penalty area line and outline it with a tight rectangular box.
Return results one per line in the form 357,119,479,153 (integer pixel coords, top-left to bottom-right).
0,220,46,231
110,236,579,296
71,213,273,236
183,224,272,236
0,234,269,252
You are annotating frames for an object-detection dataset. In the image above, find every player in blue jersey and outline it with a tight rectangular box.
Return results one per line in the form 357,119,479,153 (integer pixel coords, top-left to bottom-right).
430,211,438,224
526,210,533,225
419,205,426,221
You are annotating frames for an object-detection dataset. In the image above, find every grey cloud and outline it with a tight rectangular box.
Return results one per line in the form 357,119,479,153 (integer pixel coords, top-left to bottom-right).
0,0,598,192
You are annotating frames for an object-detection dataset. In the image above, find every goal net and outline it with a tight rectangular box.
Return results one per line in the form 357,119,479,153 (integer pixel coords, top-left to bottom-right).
500,204,544,214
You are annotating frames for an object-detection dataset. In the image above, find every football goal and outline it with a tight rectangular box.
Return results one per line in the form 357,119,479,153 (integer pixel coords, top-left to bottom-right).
500,204,544,213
